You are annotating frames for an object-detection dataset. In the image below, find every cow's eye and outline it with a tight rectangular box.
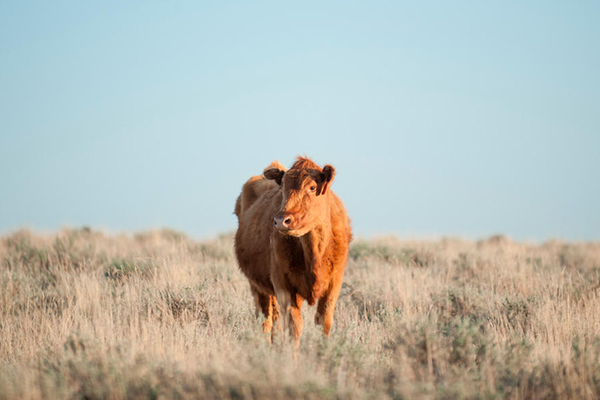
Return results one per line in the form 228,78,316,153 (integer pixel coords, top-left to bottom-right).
309,186,316,192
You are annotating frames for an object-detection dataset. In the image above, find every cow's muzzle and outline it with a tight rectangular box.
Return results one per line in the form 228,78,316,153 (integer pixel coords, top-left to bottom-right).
274,212,294,231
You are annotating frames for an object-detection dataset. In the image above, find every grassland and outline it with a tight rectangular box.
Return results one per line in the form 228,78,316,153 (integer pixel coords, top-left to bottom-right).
1,228,599,399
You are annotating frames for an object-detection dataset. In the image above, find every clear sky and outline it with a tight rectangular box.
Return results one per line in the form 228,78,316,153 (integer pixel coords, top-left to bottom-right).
1,1,599,241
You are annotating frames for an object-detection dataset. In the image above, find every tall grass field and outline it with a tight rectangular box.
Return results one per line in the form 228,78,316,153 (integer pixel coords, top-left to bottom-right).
1,228,599,399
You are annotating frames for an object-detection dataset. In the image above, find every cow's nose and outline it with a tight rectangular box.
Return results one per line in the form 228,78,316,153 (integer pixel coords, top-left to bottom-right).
274,214,293,229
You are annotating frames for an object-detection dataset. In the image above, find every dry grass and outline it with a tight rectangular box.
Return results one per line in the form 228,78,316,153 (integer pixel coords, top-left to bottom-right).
1,229,600,399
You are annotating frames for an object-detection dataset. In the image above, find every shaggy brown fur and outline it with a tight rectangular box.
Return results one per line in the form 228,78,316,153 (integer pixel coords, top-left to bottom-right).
234,157,352,347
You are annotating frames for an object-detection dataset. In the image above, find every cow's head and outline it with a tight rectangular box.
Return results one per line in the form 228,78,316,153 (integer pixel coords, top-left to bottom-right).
264,157,335,237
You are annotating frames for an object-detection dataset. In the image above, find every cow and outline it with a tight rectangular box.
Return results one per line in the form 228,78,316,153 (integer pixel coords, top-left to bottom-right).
234,157,352,348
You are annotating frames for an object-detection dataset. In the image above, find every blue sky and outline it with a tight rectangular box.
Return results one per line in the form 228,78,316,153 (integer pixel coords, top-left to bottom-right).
1,1,599,240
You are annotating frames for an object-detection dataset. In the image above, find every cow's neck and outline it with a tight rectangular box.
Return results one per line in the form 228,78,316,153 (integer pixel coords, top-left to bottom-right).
300,224,329,260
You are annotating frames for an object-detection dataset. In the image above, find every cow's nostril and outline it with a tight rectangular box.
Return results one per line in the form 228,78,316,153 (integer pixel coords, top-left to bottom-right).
284,217,292,226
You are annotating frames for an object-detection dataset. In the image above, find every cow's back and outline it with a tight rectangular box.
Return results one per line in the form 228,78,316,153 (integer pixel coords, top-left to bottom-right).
330,192,352,252
234,176,281,294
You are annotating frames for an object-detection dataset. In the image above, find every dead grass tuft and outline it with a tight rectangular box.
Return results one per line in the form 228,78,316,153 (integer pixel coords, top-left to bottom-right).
1,229,599,399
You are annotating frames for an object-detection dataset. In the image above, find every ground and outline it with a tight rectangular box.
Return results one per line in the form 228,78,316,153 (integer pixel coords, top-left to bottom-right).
1,228,599,399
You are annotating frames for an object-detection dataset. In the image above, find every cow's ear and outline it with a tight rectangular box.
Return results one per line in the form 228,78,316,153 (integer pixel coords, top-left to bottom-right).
317,165,335,196
264,168,285,186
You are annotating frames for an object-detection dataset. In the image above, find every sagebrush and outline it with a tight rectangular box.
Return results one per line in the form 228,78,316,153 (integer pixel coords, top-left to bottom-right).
1,229,599,399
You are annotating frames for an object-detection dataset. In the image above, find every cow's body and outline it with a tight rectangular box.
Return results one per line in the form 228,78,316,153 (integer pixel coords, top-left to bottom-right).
234,157,352,346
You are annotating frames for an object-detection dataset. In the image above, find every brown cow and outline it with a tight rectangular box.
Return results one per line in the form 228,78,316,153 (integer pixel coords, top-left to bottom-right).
234,157,352,347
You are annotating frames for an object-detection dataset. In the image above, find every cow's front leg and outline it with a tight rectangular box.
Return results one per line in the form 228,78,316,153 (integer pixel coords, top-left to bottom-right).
273,286,304,344
272,283,304,357
315,270,344,336
251,286,276,338
288,292,304,350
